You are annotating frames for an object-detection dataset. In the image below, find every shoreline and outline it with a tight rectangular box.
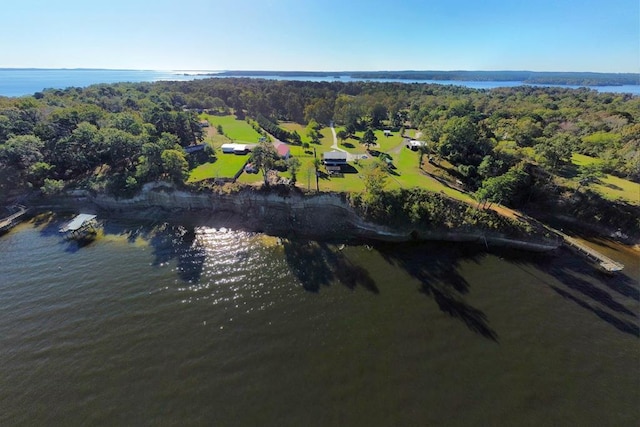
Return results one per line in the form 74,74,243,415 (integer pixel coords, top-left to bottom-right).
25,182,561,253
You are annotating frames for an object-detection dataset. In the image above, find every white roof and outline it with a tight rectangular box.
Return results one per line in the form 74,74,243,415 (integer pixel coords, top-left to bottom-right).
221,143,249,151
60,214,97,232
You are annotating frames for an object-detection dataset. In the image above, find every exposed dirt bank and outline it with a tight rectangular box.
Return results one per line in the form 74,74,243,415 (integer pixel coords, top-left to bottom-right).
31,182,561,252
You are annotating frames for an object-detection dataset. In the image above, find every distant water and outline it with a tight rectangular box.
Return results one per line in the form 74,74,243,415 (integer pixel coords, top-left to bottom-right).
0,69,638,97
0,216,638,426
0,69,216,97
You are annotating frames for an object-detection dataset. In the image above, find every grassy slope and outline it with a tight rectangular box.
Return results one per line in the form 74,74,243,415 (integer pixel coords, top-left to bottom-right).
200,114,262,143
571,153,639,204
188,154,249,182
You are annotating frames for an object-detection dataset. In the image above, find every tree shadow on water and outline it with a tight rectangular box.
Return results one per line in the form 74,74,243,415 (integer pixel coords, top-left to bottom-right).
147,225,206,283
541,251,638,337
378,242,498,341
509,247,639,338
282,240,378,294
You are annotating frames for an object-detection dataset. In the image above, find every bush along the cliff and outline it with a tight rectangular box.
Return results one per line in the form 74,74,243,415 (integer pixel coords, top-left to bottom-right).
349,188,538,238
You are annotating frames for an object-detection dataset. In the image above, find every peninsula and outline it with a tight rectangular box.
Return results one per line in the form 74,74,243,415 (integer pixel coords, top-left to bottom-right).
1,77,638,253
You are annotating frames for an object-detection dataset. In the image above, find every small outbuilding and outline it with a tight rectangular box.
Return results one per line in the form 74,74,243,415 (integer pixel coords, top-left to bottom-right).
407,140,426,151
185,144,206,154
221,143,252,155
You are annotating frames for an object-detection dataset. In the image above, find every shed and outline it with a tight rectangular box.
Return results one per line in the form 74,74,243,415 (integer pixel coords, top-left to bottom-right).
407,140,426,151
185,144,205,154
233,144,249,154
221,143,236,153
221,143,252,154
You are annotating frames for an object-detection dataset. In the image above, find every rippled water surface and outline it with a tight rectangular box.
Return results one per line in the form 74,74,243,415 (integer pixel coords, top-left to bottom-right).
1,216,638,426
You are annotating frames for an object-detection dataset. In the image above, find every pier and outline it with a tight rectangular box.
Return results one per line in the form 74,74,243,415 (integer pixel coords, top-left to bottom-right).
557,230,624,273
0,205,29,234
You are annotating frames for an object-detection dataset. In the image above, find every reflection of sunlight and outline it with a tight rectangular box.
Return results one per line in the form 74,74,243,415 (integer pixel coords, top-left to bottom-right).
176,227,283,314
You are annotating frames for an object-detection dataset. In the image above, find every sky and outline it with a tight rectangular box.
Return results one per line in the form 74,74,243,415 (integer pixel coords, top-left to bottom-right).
1,0,638,73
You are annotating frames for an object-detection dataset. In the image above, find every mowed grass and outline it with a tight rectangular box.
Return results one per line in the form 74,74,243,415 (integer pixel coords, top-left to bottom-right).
188,119,476,201
571,153,603,167
571,153,639,204
279,122,334,148
592,175,639,204
389,147,473,202
188,153,249,182
200,114,262,143
189,114,261,182
335,128,405,154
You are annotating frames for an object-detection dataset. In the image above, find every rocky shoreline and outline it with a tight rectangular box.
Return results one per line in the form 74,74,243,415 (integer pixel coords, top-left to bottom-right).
26,182,563,252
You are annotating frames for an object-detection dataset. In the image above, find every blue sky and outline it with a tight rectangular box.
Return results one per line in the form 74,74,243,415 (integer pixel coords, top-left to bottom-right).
1,0,638,72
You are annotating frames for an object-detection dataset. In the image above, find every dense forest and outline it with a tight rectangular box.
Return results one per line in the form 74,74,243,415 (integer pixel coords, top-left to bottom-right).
0,78,638,233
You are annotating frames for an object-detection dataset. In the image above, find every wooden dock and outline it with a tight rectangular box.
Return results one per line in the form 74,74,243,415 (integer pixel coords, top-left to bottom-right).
558,230,624,273
0,205,29,233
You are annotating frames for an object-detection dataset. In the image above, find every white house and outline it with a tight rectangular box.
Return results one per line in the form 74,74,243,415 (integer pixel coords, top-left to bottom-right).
322,150,348,166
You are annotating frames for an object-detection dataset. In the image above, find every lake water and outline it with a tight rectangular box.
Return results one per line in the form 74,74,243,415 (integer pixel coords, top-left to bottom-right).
0,215,638,425
0,69,638,97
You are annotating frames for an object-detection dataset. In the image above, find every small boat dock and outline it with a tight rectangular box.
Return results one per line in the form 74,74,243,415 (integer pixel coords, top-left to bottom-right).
59,213,98,240
0,205,29,234
558,230,624,273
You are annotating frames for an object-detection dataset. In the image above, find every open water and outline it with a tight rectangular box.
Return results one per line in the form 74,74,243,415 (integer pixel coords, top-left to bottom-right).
0,215,638,426
1,69,638,97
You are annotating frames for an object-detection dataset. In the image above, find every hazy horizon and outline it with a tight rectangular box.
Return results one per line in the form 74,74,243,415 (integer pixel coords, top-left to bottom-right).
0,68,638,75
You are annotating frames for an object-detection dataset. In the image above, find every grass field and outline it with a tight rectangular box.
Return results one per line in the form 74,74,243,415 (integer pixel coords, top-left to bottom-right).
187,153,249,182
187,119,473,201
592,175,640,204
571,153,604,167
279,122,334,147
570,153,639,204
200,114,262,143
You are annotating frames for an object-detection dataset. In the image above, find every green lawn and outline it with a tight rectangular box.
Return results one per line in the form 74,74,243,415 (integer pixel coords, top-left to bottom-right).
571,153,604,167
189,119,471,202
389,147,473,202
592,175,640,204
279,122,308,142
188,153,249,182
200,114,262,143
372,129,405,152
279,122,333,147
335,128,404,155
570,153,639,204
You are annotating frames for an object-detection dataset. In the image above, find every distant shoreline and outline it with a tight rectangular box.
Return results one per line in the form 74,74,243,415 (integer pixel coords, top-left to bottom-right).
1,69,638,98
206,70,640,87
